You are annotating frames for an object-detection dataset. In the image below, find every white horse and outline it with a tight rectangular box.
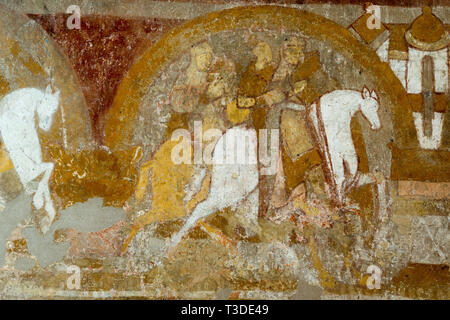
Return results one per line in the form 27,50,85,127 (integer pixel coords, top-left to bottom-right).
167,103,302,254
0,85,60,233
308,86,381,207
167,87,381,253
167,125,260,253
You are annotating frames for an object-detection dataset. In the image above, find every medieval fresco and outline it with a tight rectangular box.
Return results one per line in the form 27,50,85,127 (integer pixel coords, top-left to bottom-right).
0,1,448,300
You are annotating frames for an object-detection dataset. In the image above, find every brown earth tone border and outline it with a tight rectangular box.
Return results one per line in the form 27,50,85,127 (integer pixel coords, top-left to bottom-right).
148,0,450,6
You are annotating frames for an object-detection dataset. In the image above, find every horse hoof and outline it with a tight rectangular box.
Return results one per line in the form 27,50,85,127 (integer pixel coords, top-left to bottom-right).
32,193,44,210
39,216,51,234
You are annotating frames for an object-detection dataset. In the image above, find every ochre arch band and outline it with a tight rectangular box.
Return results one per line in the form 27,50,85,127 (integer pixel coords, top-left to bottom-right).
105,5,413,150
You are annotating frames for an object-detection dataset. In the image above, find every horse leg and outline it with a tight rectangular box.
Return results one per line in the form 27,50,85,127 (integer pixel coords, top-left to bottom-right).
34,162,56,232
342,151,359,197
329,152,346,206
32,166,47,210
358,171,389,223
42,162,55,218
235,187,261,238
167,198,217,256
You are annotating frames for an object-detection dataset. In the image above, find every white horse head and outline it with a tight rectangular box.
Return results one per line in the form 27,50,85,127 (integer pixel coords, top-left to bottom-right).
37,85,60,132
360,86,381,130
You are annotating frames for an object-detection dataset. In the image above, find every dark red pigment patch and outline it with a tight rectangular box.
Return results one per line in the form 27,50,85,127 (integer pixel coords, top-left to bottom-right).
29,14,183,143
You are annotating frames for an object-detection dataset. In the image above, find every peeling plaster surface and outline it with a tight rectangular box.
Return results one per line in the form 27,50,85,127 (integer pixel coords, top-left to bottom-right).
0,1,448,300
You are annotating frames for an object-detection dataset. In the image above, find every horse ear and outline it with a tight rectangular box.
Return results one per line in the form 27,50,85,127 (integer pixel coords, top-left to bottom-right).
362,86,370,99
371,90,379,101
45,84,52,95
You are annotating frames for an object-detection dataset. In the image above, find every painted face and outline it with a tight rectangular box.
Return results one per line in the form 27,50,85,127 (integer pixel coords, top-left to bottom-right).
252,42,272,65
196,52,213,71
283,44,303,65
207,75,226,100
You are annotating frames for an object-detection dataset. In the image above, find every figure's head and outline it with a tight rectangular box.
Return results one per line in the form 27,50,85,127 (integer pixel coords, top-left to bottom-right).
206,58,237,100
37,84,60,132
252,41,272,66
360,86,381,130
282,37,304,66
191,42,213,72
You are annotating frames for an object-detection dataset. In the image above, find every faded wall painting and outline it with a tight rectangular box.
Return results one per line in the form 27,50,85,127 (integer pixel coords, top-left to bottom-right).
0,1,448,300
